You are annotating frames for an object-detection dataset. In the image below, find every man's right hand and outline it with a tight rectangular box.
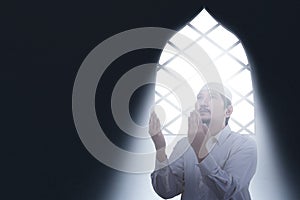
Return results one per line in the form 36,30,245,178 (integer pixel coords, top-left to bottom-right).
188,109,209,161
149,111,166,151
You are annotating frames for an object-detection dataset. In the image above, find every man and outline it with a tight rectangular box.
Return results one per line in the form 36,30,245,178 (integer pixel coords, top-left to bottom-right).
149,82,257,200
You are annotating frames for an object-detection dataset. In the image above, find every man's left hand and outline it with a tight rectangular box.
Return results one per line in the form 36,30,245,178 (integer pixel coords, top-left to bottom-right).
188,110,209,161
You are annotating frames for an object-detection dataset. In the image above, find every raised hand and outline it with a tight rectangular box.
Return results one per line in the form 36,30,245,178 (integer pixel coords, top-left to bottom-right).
188,110,209,160
149,111,166,151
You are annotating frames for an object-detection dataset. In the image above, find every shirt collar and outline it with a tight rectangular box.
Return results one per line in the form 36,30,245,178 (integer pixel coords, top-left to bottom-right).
216,125,231,145
205,125,231,152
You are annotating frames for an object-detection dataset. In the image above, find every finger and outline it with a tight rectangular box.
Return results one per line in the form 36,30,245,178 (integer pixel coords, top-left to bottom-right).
149,118,155,136
188,115,195,132
189,112,195,131
149,112,153,121
149,113,153,124
202,123,208,135
192,111,198,128
151,110,157,119
188,116,194,137
153,112,159,123
156,115,160,125
188,116,195,143
153,111,158,118
155,117,161,133
194,110,201,125
195,101,200,111
149,111,155,124
191,111,196,125
154,117,158,129
193,111,199,130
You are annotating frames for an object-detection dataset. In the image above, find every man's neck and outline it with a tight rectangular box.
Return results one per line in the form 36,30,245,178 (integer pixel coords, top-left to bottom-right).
208,122,225,136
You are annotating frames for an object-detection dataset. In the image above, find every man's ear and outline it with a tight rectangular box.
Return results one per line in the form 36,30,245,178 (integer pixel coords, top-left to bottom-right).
225,105,233,117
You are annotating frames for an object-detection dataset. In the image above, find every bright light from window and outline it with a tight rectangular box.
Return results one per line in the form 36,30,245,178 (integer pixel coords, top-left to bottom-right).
207,26,239,49
103,9,293,200
189,9,218,33
156,9,255,139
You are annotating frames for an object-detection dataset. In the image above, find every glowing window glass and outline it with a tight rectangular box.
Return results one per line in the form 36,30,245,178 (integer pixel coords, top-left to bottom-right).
155,9,255,141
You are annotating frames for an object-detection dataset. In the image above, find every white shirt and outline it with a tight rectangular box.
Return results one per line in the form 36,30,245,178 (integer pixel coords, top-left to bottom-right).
151,126,257,200
205,130,222,153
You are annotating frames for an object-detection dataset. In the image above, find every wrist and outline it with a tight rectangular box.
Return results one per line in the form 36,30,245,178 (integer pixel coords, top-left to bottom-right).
156,147,167,162
197,146,209,162
152,131,166,150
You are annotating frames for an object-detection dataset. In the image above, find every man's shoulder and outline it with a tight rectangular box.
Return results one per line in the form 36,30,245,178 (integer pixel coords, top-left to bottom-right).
227,130,257,148
225,131,257,160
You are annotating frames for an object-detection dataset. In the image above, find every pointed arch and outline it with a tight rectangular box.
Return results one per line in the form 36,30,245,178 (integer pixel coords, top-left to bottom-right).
155,9,255,138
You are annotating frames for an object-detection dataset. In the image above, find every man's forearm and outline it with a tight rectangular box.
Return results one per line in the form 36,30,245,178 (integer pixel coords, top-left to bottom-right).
156,147,167,162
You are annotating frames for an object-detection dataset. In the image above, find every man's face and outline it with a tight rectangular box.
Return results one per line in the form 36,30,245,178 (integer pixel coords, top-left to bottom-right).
196,89,227,126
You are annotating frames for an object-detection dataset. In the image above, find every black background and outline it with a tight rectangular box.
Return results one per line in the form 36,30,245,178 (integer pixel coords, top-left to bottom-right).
2,0,300,199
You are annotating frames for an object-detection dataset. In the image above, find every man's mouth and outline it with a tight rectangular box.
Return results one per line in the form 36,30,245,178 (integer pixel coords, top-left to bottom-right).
199,108,210,113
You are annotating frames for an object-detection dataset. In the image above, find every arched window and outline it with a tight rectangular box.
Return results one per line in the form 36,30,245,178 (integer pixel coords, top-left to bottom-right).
153,8,255,200
155,9,255,143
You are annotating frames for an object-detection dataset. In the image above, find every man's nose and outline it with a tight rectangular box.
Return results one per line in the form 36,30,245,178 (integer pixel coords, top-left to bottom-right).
201,97,210,105
196,97,209,108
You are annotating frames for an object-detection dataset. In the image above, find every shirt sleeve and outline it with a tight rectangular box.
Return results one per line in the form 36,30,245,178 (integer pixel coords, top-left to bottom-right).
151,141,186,199
197,136,257,199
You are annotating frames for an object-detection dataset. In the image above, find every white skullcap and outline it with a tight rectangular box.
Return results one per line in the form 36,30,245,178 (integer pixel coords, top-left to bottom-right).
201,82,232,101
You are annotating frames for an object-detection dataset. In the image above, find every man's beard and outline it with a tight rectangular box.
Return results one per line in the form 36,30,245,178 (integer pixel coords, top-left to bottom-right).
201,118,210,126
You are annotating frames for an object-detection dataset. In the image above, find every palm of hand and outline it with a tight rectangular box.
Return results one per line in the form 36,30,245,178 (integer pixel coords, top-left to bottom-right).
149,111,166,150
188,110,208,159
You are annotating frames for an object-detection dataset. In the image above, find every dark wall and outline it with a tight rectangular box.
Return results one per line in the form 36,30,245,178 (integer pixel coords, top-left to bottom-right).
2,0,300,199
